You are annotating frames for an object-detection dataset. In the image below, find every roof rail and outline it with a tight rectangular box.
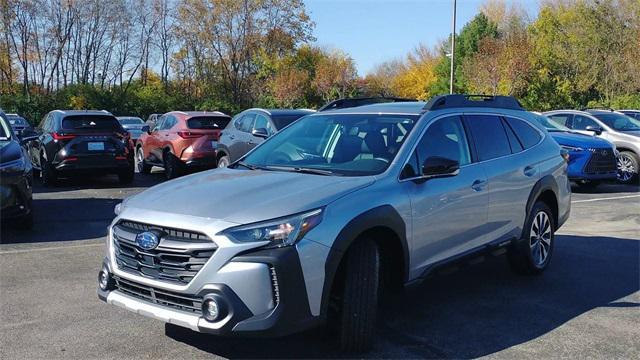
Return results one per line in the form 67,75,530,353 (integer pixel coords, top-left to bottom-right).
318,97,417,112
423,94,524,111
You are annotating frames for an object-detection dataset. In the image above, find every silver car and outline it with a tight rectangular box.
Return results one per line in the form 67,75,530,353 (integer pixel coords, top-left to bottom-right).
99,95,571,352
544,109,640,184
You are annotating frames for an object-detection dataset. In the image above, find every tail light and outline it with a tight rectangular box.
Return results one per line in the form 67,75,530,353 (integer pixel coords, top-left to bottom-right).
52,132,76,141
177,131,205,139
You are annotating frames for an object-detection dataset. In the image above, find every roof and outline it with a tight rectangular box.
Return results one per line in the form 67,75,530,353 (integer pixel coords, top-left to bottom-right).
170,111,230,118
316,101,427,115
318,97,416,112
53,109,113,116
245,108,315,117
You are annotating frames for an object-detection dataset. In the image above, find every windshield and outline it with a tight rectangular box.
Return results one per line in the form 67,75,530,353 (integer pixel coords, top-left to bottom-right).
241,113,418,176
272,114,308,130
118,117,144,125
0,116,11,140
533,114,571,131
592,113,640,131
8,116,27,126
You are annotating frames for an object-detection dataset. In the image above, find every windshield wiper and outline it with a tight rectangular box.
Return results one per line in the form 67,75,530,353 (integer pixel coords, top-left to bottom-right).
234,161,260,170
265,165,336,176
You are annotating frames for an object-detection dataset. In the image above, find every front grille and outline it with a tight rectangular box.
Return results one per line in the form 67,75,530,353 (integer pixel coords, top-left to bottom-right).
584,148,616,174
114,276,203,314
112,220,217,284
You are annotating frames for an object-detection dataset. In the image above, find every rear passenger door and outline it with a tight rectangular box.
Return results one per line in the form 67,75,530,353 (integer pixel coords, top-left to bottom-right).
464,114,542,243
403,115,489,270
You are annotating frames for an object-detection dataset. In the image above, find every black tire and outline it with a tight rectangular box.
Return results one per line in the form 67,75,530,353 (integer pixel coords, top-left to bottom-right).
14,210,34,230
508,201,555,275
617,151,639,184
163,150,183,180
118,164,135,185
217,155,230,168
135,146,151,174
337,239,380,353
39,153,57,186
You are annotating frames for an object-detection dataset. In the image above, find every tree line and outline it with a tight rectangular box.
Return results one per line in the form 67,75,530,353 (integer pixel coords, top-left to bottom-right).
1,0,639,125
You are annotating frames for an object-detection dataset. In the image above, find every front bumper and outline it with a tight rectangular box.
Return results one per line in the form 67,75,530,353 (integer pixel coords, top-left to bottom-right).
0,172,32,219
99,246,320,337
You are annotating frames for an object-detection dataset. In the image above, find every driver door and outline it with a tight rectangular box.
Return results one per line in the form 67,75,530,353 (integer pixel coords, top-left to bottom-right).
401,115,488,273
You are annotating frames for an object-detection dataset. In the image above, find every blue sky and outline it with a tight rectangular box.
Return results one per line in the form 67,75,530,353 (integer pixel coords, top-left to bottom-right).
306,0,540,75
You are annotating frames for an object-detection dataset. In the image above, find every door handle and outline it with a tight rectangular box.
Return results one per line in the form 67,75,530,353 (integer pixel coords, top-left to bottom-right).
524,165,537,177
471,179,487,192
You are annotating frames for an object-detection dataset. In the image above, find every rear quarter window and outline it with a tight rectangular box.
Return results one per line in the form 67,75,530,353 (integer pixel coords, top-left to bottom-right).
504,117,542,149
187,116,230,129
62,115,122,131
272,114,306,130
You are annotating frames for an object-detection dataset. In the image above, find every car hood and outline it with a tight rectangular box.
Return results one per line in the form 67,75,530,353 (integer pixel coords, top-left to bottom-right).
549,131,612,148
125,168,375,224
0,140,23,164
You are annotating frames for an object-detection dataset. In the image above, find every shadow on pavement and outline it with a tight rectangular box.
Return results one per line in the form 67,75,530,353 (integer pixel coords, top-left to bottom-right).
32,172,166,194
165,235,639,359
571,182,639,194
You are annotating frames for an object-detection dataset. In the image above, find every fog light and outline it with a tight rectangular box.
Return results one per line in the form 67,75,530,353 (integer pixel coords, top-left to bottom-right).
203,298,220,321
98,267,114,291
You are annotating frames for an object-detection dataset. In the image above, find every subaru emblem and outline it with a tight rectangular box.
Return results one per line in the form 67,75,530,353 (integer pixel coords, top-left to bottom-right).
135,231,160,250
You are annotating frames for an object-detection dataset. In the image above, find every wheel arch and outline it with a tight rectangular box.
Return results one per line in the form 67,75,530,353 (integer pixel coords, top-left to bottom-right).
320,205,409,318
526,175,559,228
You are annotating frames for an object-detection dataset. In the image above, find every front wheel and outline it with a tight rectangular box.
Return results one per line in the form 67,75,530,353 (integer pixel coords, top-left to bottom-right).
40,153,57,186
617,151,639,184
336,239,380,353
508,201,555,275
163,151,183,180
217,155,230,168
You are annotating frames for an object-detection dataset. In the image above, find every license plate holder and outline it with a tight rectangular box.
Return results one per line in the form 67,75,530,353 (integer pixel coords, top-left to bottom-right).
88,142,105,151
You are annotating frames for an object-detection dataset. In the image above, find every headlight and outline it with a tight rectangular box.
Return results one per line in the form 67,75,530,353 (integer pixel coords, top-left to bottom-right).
561,145,585,152
221,208,323,248
0,157,26,173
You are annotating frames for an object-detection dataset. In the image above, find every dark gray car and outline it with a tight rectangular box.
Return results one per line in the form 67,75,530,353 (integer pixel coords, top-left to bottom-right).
215,108,315,167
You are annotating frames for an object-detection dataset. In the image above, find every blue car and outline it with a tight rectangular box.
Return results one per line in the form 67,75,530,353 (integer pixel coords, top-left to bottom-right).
532,113,617,187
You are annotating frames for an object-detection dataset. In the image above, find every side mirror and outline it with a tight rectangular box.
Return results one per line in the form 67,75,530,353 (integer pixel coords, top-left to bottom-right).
252,128,269,138
585,125,603,135
422,156,460,178
141,125,151,134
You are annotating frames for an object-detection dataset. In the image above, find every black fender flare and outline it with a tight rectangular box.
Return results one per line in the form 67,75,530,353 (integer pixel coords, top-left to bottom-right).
525,175,559,227
320,205,409,318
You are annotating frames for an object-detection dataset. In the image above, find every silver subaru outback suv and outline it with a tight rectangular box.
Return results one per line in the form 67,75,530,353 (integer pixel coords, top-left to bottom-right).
99,95,571,352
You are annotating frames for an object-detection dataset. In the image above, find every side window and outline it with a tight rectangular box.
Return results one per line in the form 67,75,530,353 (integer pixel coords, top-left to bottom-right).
401,151,420,179
504,117,542,149
40,114,50,131
416,116,471,167
253,114,271,134
548,114,573,127
465,115,512,161
572,115,598,130
233,114,243,130
165,115,177,130
502,119,524,153
155,115,167,130
240,113,256,133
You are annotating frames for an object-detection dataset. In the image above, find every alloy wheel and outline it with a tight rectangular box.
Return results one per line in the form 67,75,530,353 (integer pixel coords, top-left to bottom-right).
530,211,551,266
616,154,636,182
135,148,144,173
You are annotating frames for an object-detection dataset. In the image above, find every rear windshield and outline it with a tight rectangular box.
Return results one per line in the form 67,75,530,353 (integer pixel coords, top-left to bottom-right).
187,116,230,129
62,115,123,132
272,114,307,130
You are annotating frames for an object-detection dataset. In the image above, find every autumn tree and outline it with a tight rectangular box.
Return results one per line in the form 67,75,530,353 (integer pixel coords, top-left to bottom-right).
312,49,358,102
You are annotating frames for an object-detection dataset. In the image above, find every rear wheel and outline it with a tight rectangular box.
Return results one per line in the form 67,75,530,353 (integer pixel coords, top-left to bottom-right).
39,153,57,186
335,239,380,353
508,201,555,275
617,151,639,184
163,150,183,180
217,155,230,168
135,147,151,174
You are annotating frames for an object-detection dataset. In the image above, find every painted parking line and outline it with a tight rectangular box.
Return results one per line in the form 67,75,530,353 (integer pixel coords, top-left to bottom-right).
573,194,640,204
0,242,103,255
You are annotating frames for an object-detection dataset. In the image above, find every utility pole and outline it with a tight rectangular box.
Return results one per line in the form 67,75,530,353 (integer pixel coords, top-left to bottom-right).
449,0,457,94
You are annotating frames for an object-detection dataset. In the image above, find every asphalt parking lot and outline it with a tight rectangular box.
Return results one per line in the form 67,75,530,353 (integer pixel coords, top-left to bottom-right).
1,173,639,359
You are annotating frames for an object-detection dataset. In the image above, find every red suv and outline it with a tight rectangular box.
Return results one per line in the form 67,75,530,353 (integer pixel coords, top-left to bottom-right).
135,111,231,179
